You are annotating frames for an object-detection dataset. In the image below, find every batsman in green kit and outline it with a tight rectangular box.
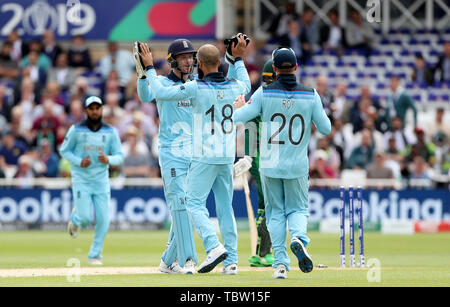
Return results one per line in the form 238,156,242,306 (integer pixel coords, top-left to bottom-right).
245,60,277,267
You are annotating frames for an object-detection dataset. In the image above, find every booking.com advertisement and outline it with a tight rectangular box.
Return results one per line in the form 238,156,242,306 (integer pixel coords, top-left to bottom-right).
0,189,448,226
0,0,216,40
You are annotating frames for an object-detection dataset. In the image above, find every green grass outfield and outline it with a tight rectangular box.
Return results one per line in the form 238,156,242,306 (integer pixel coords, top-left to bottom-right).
0,230,449,287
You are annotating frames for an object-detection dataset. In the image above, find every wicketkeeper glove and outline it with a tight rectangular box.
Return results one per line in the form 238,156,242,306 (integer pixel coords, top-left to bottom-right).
133,41,146,79
234,155,253,177
224,33,251,65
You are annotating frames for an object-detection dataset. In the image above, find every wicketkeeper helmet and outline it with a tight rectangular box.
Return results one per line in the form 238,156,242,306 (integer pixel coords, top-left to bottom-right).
166,39,197,73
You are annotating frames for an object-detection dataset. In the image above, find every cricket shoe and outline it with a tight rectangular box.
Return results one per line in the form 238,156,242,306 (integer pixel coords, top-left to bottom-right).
272,264,287,279
290,237,313,273
159,260,183,274
197,244,228,273
221,263,238,275
88,258,103,265
181,258,196,274
67,220,80,238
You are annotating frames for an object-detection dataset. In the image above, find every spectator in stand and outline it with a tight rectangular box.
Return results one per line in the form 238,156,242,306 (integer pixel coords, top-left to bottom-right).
346,129,374,169
385,136,404,162
299,7,320,55
0,131,27,167
350,97,377,134
102,78,125,106
0,110,7,137
269,1,299,38
7,29,29,61
47,52,77,93
13,154,36,188
411,53,434,86
410,156,431,180
70,76,90,102
404,127,435,165
345,9,375,57
104,92,125,120
9,106,33,147
42,30,63,66
353,84,388,132
22,50,47,88
316,75,334,118
329,117,354,166
65,97,85,127
367,151,394,179
387,75,417,128
277,18,304,64
434,41,450,82
39,81,65,109
15,78,37,131
354,118,384,154
432,132,449,177
383,116,416,153
0,42,20,82
309,149,337,179
123,90,156,120
31,83,65,124
427,107,450,140
99,41,135,89
119,110,156,149
68,35,92,69
312,136,341,174
31,100,61,150
0,85,11,123
320,9,343,56
102,105,120,129
122,124,151,158
122,125,159,178
20,40,52,73
35,138,60,177
330,82,347,120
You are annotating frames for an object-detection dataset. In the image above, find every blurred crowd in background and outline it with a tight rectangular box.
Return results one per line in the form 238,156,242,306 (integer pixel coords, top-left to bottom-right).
0,4,449,188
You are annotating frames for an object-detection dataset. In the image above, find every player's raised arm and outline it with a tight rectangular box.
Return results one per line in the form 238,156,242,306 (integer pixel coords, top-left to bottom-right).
225,33,251,80
140,43,197,101
59,125,83,166
312,90,332,136
234,86,263,124
134,42,155,103
230,35,251,94
137,77,155,103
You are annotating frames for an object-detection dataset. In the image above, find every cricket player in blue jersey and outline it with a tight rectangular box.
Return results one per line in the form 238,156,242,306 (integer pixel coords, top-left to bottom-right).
134,39,199,274
140,35,250,274
60,96,124,265
234,48,331,279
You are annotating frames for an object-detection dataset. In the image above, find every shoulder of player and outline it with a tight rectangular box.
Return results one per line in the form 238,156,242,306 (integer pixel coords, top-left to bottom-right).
197,77,239,87
262,81,315,93
100,122,116,133
73,120,88,131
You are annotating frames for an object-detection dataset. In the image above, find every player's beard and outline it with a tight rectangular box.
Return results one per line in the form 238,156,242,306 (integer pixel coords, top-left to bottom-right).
87,115,102,126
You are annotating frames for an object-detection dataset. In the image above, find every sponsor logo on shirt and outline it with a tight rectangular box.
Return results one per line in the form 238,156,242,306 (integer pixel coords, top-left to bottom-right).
83,145,105,152
177,100,191,107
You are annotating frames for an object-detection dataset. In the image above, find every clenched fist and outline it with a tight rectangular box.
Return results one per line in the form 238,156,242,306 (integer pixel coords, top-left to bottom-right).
98,151,109,164
81,155,91,168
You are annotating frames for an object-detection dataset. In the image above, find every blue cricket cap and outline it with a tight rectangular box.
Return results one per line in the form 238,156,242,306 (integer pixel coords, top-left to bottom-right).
272,47,297,69
84,96,103,108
